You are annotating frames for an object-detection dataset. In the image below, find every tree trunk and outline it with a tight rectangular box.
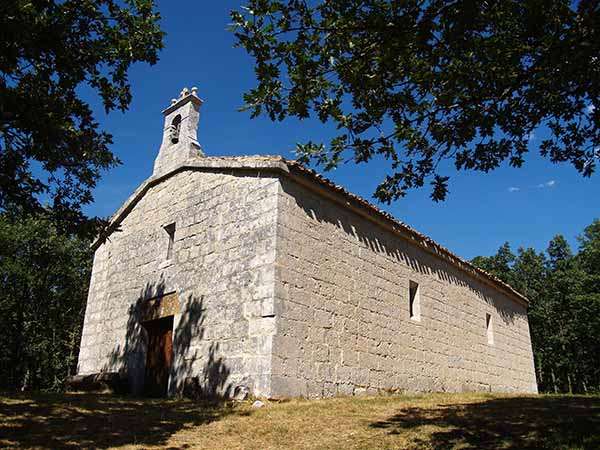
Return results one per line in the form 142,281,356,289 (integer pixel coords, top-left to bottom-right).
551,368,558,393
13,283,26,390
20,367,29,392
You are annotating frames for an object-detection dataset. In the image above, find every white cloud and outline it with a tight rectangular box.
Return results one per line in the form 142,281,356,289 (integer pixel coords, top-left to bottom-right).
587,104,596,113
508,187,520,192
537,180,556,188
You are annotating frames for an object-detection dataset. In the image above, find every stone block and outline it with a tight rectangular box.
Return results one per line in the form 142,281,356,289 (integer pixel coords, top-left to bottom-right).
66,372,128,394
78,155,536,401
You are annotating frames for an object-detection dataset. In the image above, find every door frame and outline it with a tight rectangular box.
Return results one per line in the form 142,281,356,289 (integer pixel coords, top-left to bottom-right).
142,314,174,397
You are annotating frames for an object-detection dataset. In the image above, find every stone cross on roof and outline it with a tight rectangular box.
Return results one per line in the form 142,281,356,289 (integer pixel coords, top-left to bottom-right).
170,87,199,106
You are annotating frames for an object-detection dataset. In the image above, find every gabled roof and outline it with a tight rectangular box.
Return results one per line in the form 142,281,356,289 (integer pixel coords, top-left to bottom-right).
93,156,528,306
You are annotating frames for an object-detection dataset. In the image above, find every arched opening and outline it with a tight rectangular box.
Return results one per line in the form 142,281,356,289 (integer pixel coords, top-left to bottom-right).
170,115,182,144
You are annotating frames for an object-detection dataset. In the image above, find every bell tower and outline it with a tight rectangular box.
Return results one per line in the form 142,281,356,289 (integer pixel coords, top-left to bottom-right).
153,87,204,177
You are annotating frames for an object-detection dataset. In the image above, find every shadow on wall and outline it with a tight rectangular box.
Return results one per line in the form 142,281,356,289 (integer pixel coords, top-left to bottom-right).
282,179,518,324
369,395,600,449
172,292,233,398
104,283,160,394
105,281,232,398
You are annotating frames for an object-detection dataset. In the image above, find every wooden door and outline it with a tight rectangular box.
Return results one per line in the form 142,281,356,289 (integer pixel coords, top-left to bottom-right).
143,316,174,397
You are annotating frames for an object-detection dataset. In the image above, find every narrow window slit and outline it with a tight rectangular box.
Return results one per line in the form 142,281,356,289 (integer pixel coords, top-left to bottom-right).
409,280,420,321
486,313,494,345
164,223,176,260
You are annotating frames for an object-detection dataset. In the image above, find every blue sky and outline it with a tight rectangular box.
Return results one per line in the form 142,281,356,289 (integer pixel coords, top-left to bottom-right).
82,0,598,260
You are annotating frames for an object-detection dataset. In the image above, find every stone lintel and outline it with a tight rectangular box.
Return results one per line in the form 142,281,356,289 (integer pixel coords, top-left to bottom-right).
140,291,180,322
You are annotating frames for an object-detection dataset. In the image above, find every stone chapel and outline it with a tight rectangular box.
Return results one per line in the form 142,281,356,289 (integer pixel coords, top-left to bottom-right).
76,88,538,398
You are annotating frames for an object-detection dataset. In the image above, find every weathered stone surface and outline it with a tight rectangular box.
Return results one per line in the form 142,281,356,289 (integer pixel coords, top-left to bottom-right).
77,161,537,398
270,176,538,397
78,169,279,397
66,372,128,394
233,385,250,401
77,90,537,400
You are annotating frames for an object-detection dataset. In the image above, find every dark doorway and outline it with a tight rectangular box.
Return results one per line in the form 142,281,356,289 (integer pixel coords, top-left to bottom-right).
143,315,174,397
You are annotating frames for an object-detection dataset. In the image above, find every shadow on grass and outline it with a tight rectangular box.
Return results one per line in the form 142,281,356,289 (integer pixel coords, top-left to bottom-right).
0,393,248,449
370,395,600,449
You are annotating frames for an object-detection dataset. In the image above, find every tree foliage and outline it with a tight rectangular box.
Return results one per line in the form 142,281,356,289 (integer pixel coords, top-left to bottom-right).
0,0,164,234
471,242,516,287
472,220,600,393
231,0,599,202
0,211,92,391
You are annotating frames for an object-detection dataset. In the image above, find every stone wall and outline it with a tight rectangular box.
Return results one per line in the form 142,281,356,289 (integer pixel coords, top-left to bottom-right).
78,160,538,399
271,176,538,398
78,169,279,396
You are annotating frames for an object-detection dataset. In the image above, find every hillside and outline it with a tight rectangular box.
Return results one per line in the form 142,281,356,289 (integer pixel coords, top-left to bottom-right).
1,392,598,449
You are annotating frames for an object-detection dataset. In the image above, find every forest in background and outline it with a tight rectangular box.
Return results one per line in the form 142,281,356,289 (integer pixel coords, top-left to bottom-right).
472,219,600,393
1,211,597,393
0,212,91,391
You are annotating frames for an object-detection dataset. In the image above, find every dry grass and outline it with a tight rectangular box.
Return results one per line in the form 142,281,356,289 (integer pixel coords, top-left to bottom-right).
1,392,598,449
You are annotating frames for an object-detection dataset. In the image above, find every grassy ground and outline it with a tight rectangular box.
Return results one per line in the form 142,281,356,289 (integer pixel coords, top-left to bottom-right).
0,392,598,449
